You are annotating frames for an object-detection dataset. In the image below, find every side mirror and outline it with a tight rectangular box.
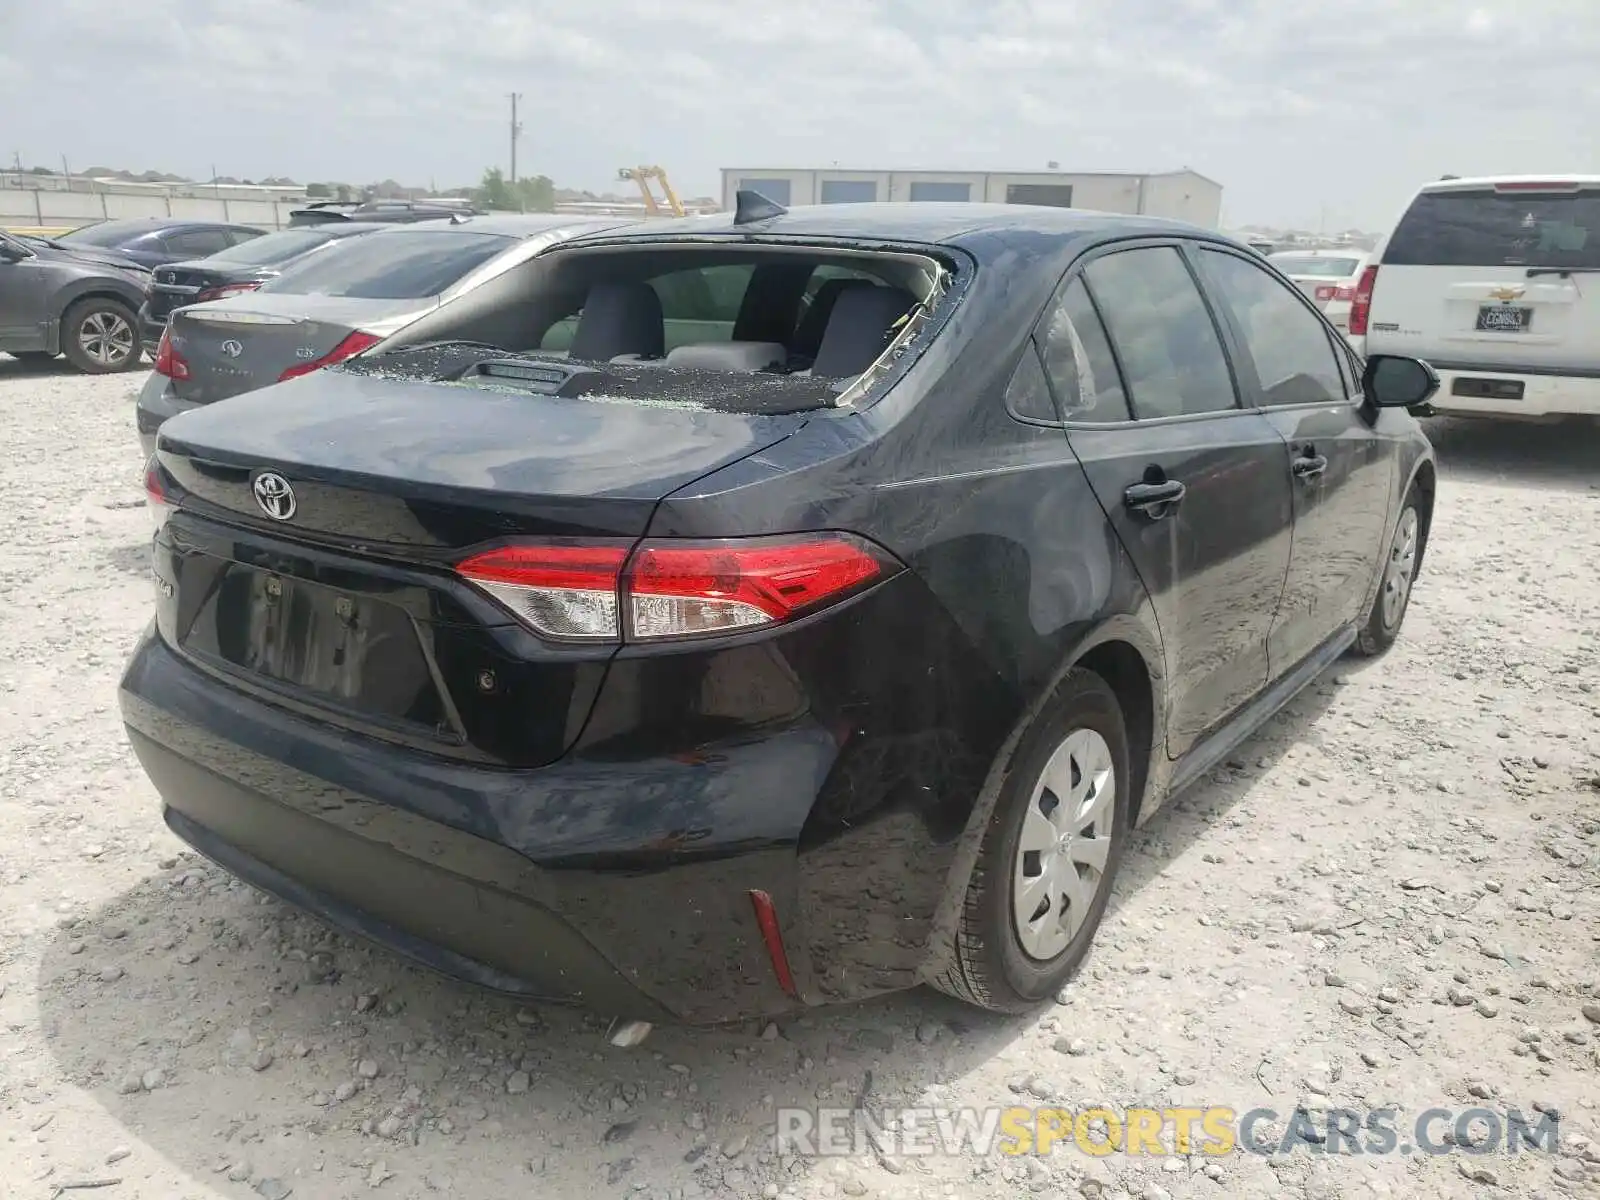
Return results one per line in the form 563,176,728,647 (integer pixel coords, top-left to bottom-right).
0,241,29,263
1362,354,1439,409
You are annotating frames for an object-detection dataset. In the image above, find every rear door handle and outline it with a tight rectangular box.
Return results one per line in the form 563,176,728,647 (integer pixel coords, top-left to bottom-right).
1292,454,1328,480
1123,478,1187,517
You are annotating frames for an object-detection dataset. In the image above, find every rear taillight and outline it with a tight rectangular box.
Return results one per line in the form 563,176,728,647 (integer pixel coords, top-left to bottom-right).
152,328,189,380
197,281,261,303
1314,285,1336,302
455,533,898,643
278,331,382,382
456,543,630,641
144,456,174,532
1331,284,1357,302
1348,265,1378,336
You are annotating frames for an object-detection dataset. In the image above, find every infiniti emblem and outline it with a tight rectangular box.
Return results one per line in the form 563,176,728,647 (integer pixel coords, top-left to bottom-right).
221,339,243,358
251,471,296,521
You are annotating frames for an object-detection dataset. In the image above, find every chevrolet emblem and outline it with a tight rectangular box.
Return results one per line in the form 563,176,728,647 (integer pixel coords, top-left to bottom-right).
1488,286,1525,302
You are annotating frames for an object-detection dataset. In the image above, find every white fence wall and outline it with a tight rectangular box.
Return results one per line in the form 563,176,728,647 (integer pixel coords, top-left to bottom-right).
0,188,299,232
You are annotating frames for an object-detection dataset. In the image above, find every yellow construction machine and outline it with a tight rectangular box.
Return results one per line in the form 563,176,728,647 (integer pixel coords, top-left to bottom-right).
618,166,685,218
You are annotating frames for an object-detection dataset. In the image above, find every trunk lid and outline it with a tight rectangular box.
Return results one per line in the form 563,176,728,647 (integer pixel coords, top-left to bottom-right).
150,370,807,766
154,367,808,546
167,292,428,404
1367,181,1600,370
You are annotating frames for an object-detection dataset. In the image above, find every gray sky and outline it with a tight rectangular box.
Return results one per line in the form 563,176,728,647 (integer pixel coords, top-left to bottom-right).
5,0,1595,230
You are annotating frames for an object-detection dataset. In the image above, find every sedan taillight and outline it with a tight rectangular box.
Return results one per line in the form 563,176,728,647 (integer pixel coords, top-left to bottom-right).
278,330,382,382
144,456,174,532
152,329,189,380
455,533,899,643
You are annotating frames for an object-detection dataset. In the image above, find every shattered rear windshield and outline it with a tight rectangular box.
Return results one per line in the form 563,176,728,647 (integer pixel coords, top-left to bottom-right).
347,243,960,414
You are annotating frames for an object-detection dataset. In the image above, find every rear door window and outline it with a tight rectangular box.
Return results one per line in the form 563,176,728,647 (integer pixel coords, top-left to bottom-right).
1199,249,1346,407
1035,278,1131,422
165,229,233,258
1082,247,1238,419
259,231,513,298
1385,189,1600,268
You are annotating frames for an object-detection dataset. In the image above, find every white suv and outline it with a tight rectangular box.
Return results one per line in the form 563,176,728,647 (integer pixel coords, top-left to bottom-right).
1356,175,1600,420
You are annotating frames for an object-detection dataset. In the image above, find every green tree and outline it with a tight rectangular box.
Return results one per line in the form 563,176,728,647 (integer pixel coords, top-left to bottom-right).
476,166,515,210
475,168,555,212
305,182,332,198
514,174,556,213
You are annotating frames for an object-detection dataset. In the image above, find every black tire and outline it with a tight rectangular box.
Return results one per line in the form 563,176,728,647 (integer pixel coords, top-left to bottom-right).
60,298,143,374
6,350,57,364
1353,486,1424,657
932,668,1131,1013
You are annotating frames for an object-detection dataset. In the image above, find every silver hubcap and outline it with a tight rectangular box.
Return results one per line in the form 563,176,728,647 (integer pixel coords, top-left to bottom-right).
1382,507,1419,628
1011,727,1116,961
79,311,135,366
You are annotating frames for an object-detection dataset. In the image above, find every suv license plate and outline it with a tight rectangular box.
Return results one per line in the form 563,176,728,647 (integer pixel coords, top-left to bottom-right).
1476,305,1532,333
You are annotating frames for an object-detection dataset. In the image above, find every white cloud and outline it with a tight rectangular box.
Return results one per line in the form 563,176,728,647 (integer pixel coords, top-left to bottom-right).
5,0,1599,228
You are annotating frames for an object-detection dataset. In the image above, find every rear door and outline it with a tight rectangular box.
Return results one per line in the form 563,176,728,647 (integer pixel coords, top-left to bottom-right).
1196,245,1394,672
1367,181,1600,370
1052,242,1295,759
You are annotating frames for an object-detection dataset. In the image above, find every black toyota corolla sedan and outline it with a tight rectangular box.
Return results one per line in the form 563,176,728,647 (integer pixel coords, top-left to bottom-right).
122,197,1439,1027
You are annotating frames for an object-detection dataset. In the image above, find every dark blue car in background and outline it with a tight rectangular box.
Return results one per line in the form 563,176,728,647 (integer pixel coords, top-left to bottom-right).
51,218,265,269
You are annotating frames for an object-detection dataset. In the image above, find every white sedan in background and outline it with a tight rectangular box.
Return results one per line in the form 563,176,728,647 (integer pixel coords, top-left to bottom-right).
1268,248,1370,345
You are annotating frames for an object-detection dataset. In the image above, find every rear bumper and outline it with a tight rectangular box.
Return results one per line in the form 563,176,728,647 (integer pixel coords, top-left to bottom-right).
119,608,1001,1021
136,372,200,458
1424,364,1600,418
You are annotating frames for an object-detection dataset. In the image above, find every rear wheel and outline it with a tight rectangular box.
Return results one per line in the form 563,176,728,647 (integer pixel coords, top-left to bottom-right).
933,669,1130,1013
1354,488,1423,656
61,299,142,374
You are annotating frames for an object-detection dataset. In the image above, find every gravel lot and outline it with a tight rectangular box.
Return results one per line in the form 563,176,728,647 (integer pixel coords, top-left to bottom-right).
1,354,1597,1200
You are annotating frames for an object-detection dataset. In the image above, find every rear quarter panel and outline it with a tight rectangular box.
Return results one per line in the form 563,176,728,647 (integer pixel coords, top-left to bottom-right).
632,229,1169,999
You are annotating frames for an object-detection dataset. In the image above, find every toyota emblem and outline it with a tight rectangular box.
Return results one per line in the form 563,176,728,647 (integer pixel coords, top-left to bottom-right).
251,471,296,521
221,339,243,358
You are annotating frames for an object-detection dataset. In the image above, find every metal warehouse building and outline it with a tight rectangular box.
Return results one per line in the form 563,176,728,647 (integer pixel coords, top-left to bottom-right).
720,167,1223,228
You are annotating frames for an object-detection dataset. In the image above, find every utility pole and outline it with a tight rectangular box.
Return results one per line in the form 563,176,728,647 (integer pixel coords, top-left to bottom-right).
509,93,523,188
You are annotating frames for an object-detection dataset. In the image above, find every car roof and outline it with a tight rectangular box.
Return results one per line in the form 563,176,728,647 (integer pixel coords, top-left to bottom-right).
75,217,257,233
565,202,1210,256
353,214,639,240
